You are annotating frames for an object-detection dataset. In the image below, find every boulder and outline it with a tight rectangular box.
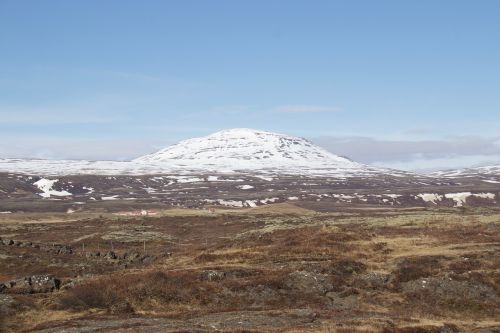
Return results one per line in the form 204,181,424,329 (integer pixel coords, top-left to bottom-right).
203,270,226,281
104,251,117,260
2,275,61,294
122,251,141,261
1,239,13,246
57,245,73,255
140,255,156,264
86,251,100,258
353,272,391,289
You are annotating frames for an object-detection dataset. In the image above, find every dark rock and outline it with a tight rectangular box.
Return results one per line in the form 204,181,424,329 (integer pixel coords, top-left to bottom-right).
3,275,61,294
109,300,134,314
284,271,333,294
353,272,391,289
57,245,73,255
140,255,156,264
123,251,141,261
325,290,359,310
85,251,100,258
2,239,13,246
402,276,499,310
202,270,226,281
104,251,117,260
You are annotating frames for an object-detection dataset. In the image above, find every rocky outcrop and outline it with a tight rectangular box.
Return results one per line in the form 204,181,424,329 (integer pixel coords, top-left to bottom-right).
402,276,499,310
1,275,61,294
284,271,333,295
0,237,73,254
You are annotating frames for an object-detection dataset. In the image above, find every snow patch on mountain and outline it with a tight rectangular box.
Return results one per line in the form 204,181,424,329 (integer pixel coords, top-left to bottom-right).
432,164,500,178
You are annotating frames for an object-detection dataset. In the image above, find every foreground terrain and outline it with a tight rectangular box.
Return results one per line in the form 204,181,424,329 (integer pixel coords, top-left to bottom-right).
0,204,499,332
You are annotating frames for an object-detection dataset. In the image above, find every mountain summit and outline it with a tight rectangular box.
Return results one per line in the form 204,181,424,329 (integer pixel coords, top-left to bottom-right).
134,128,361,170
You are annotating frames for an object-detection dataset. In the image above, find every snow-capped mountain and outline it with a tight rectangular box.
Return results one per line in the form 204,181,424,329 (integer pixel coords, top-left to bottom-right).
135,128,375,172
136,128,350,167
0,128,401,177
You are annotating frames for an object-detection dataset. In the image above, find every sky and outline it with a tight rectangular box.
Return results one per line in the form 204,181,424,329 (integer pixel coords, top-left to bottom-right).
0,0,499,172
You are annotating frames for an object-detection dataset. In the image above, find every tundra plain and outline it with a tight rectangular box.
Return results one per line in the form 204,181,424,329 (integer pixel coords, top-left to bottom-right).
0,204,499,332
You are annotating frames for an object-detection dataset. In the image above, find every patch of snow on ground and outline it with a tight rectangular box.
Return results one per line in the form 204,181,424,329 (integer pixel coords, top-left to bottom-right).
482,179,500,184
245,200,258,207
217,199,244,207
167,176,204,183
473,192,496,199
260,197,279,204
444,192,496,206
255,175,274,181
102,195,119,201
332,194,355,200
0,211,12,214
417,193,443,204
33,178,72,198
237,185,254,190
287,196,299,200
445,192,472,207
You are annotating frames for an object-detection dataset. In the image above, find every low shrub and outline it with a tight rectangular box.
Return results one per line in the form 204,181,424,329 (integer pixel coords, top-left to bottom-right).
392,256,446,285
57,270,220,313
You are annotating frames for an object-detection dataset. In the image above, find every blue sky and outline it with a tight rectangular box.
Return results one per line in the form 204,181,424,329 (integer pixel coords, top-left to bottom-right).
0,0,499,171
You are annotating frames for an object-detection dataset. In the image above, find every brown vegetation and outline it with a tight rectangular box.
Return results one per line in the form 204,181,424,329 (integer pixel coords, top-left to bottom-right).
0,206,499,332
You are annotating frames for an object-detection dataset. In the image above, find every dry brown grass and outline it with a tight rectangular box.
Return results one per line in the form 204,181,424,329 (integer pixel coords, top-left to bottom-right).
0,308,5,333
1,208,499,331
57,270,220,313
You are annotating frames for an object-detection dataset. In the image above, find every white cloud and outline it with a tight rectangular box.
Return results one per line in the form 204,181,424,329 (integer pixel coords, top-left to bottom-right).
374,154,500,173
313,136,500,172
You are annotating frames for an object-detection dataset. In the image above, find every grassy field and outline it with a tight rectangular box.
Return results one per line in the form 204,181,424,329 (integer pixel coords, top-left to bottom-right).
0,204,499,332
